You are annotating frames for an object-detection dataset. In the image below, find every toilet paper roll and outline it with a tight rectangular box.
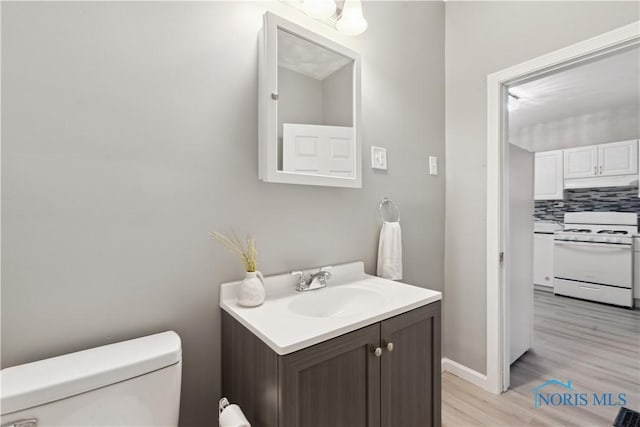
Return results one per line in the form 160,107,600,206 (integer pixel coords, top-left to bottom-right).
219,403,251,427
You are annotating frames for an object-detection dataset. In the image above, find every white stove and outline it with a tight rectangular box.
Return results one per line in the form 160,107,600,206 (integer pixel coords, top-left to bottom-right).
555,228,634,245
553,212,637,307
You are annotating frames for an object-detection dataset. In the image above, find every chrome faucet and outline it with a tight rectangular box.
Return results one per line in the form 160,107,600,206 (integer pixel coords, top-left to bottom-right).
291,266,333,292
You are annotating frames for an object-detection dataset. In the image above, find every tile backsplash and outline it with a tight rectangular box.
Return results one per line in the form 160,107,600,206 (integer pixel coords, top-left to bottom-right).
534,186,640,223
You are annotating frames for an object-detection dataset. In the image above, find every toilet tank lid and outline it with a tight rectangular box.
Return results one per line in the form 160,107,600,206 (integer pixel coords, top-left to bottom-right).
1,331,181,415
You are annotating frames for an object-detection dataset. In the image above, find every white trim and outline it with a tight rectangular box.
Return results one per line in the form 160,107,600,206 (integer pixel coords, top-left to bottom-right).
486,21,640,395
442,358,489,391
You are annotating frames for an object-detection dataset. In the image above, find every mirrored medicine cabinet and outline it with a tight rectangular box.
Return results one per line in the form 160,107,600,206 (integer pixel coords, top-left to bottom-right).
258,12,362,188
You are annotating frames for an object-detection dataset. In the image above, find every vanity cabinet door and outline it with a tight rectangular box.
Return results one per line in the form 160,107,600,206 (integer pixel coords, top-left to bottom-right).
279,324,381,427
380,302,441,427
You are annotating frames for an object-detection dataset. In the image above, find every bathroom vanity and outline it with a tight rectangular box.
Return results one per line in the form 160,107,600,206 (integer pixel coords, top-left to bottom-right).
220,262,442,427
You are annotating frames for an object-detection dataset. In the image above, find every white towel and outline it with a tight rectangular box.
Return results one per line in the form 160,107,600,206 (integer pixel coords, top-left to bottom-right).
377,221,402,280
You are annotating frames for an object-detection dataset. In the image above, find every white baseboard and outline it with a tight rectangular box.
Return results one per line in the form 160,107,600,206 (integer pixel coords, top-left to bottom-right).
441,358,491,392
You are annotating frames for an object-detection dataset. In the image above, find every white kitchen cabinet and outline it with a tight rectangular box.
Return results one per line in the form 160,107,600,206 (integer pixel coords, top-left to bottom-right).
598,140,638,177
564,140,639,189
534,233,555,288
534,150,564,200
564,146,599,179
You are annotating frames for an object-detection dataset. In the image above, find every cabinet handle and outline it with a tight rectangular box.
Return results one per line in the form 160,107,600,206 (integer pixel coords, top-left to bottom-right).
386,342,394,352
373,347,382,357
594,166,597,175
271,92,279,101
599,165,603,175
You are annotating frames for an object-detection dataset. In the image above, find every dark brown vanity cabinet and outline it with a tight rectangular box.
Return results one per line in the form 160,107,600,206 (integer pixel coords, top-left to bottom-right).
221,301,441,427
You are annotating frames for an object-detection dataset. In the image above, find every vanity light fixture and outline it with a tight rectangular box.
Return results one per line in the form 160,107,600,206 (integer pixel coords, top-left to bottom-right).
295,0,368,36
336,0,368,36
303,0,337,19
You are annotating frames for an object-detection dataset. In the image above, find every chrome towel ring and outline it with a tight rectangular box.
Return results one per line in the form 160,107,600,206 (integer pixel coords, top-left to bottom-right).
378,198,400,222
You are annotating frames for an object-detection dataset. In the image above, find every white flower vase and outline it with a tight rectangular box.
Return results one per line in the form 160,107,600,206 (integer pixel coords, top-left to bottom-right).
237,271,265,307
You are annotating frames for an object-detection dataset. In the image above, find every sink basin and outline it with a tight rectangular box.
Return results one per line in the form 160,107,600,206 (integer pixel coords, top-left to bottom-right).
287,286,386,318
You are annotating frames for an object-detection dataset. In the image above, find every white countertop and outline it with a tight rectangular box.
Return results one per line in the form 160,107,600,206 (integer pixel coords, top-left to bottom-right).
534,222,563,234
220,262,442,355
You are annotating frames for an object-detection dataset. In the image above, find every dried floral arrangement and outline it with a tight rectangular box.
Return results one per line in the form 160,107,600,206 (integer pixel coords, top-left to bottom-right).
209,231,257,272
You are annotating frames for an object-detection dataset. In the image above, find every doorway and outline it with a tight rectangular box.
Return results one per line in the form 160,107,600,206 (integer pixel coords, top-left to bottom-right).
485,21,640,395
505,44,640,423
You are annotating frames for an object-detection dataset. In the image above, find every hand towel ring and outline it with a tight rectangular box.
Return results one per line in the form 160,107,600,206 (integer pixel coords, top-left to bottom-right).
378,198,400,222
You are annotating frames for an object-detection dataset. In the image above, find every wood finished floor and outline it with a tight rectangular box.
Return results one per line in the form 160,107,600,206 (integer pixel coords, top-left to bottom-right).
442,290,640,427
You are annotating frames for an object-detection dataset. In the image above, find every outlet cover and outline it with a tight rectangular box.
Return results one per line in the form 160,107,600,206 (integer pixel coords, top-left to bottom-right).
371,146,387,170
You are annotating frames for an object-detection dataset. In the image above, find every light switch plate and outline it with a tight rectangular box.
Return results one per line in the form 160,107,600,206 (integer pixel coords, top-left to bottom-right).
371,146,387,170
429,156,438,175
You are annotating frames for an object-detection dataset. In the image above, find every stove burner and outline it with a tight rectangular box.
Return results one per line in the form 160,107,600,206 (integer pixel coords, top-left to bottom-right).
565,229,592,233
597,230,628,235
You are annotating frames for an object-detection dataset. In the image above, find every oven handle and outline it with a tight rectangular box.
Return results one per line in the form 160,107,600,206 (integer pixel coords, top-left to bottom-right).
554,240,631,250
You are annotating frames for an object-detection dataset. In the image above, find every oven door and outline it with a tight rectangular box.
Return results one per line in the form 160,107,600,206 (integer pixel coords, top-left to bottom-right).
554,240,633,288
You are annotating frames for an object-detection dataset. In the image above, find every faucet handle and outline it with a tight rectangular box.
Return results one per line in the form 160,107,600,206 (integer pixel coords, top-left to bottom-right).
319,266,333,278
291,271,307,285
291,270,304,279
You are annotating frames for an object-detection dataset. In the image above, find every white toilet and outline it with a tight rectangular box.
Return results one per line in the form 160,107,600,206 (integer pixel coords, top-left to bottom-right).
0,331,182,427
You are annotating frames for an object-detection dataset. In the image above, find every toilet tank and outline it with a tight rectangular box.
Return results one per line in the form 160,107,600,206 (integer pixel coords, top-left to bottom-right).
1,331,182,427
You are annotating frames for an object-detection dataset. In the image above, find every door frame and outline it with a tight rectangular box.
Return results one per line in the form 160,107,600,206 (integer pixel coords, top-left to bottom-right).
485,21,640,394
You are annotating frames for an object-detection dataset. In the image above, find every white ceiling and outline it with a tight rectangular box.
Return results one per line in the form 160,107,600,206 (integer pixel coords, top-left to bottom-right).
509,46,640,152
278,29,352,80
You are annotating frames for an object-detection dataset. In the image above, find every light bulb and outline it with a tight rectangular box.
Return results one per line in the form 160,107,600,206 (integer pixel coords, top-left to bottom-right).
337,0,368,36
303,0,337,19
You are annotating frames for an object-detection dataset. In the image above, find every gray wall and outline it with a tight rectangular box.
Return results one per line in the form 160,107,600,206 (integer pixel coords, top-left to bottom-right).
322,63,354,127
277,64,353,130
277,66,323,130
1,2,445,426
444,1,639,374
